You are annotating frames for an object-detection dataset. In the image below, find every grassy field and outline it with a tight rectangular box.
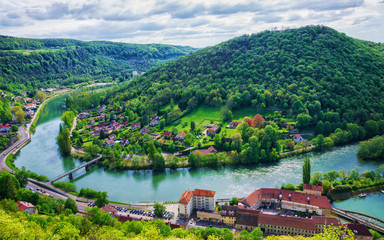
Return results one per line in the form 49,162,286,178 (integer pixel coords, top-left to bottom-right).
165,105,275,135
165,105,223,132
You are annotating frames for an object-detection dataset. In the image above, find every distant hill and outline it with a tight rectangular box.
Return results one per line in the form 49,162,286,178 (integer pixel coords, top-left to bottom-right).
0,36,196,93
121,25,384,124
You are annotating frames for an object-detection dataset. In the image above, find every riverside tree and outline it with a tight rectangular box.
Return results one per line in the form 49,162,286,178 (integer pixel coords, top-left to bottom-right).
153,202,166,218
302,156,311,184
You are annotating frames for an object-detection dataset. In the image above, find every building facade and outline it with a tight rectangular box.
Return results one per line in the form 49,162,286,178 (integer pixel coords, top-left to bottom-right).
241,188,332,216
178,189,216,218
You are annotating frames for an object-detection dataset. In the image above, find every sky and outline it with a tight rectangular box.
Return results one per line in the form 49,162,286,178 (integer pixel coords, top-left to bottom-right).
1,0,383,48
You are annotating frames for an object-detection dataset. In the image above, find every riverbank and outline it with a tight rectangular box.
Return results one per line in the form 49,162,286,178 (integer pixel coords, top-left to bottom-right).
330,184,384,200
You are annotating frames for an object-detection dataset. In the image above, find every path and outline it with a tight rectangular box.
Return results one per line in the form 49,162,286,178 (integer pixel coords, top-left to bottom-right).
279,145,315,156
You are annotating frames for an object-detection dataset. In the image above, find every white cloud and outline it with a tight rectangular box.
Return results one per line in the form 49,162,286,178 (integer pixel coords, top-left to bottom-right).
0,0,383,47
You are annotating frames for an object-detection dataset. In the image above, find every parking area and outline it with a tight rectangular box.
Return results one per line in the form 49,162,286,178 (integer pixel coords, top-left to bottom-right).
112,207,177,222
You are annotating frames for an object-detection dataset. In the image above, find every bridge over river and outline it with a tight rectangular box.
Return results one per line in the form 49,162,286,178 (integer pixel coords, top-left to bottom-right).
332,207,384,234
49,156,102,183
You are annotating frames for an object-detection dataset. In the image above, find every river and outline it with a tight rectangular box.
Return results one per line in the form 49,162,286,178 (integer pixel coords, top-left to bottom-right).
14,95,384,219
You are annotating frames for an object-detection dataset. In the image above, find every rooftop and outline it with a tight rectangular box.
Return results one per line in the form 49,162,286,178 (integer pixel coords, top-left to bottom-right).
243,188,331,209
193,189,216,197
17,201,35,211
179,190,194,204
345,223,373,237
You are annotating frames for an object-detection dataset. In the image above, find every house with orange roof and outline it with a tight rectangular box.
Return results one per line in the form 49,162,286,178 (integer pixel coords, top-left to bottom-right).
178,188,216,218
17,201,37,215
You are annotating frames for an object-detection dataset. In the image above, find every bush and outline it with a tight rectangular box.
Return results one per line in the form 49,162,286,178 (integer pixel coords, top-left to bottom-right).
52,182,77,193
79,188,99,199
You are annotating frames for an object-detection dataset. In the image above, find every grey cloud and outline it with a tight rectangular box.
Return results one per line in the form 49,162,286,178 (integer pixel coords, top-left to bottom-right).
208,3,262,15
293,0,365,11
352,16,371,25
287,14,301,22
1,18,29,27
7,12,22,19
188,19,210,27
253,15,283,23
26,2,99,21
170,5,204,19
139,22,166,31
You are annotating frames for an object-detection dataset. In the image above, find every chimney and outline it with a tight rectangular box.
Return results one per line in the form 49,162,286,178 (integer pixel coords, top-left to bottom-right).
288,193,292,200
307,197,310,203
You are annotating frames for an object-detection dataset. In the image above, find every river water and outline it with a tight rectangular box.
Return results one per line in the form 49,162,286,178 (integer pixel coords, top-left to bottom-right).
14,95,384,219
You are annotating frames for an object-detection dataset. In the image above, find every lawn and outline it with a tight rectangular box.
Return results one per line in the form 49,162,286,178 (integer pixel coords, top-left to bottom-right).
164,105,277,135
165,105,223,132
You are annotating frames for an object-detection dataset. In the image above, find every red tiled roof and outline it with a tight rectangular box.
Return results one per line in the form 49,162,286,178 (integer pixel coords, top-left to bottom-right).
164,131,172,137
293,134,302,139
244,188,331,209
179,190,194,204
196,146,218,156
207,125,219,132
17,201,35,211
303,184,323,192
345,224,373,237
130,122,141,128
258,214,316,231
193,189,216,197
178,132,186,137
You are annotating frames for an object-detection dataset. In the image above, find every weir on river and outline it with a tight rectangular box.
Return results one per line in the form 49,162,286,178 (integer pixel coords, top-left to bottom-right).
14,95,384,220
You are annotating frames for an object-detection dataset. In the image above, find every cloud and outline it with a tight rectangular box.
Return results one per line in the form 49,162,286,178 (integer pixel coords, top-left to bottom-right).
0,0,383,48
253,15,283,23
293,0,365,11
26,2,99,20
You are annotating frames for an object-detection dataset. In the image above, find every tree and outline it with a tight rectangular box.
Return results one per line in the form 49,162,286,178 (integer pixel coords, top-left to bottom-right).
250,227,263,240
311,171,322,185
95,192,109,208
0,172,20,200
159,119,165,130
14,108,26,125
61,111,76,129
312,134,325,150
252,114,265,128
153,202,166,218
15,167,29,188
11,125,18,132
64,197,78,214
85,144,101,157
190,121,195,131
35,91,47,102
153,153,165,171
147,141,156,160
57,128,71,156
229,197,238,205
297,113,312,130
302,156,311,184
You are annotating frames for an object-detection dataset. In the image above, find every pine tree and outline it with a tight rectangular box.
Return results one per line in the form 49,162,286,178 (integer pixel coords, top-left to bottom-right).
302,156,311,184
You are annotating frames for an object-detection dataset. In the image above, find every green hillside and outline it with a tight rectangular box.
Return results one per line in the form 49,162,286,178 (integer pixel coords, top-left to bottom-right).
0,35,196,94
119,25,384,124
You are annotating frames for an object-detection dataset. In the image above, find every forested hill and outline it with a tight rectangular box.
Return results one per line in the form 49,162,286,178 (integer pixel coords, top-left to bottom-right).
0,35,196,93
124,25,384,123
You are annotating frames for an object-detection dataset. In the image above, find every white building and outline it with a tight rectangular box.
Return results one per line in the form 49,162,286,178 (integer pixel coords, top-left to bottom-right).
178,189,216,218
